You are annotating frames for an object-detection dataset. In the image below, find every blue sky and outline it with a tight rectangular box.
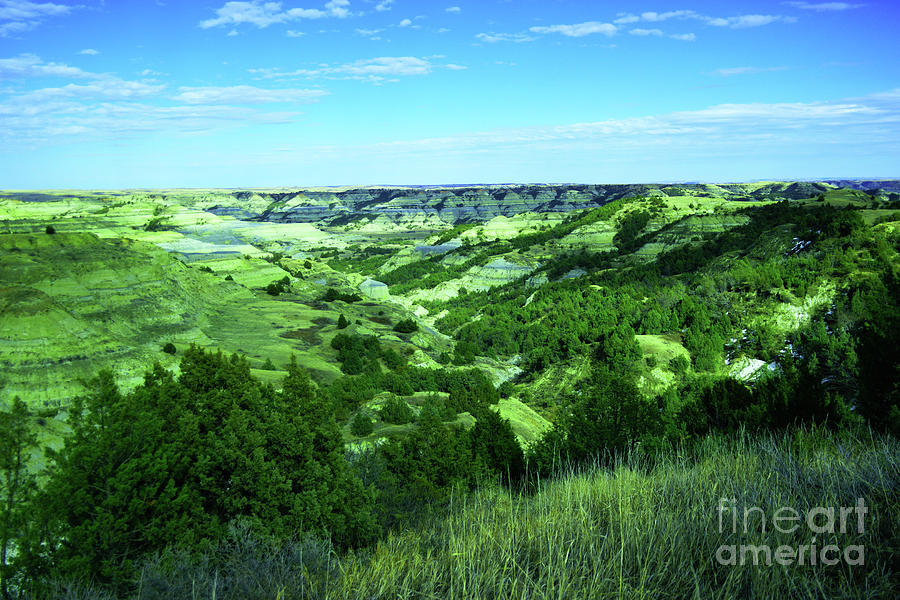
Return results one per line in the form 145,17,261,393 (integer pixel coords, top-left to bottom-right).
0,0,898,187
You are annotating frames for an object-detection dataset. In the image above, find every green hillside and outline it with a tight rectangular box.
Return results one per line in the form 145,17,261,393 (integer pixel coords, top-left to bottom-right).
1,182,899,598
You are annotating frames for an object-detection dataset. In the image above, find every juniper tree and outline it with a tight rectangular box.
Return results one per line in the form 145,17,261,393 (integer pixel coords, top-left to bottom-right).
25,347,378,591
0,398,39,600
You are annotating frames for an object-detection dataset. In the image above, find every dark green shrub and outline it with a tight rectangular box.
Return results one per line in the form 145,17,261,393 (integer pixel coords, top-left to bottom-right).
420,393,457,422
337,314,349,329
380,395,414,425
393,318,418,334
144,216,169,231
162,342,177,355
45,225,55,234
350,411,374,436
670,355,689,375
323,289,362,303
381,348,406,370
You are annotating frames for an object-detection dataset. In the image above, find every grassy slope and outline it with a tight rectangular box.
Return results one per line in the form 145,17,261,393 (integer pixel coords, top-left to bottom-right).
333,430,898,599
135,428,900,600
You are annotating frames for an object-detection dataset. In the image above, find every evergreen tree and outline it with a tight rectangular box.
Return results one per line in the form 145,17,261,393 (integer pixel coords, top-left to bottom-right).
393,318,419,334
350,411,374,436
337,313,349,329
0,398,39,599
467,410,524,483
24,347,377,591
379,395,414,425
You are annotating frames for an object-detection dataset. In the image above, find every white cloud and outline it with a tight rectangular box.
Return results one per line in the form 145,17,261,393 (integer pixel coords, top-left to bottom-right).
325,0,350,18
0,101,302,144
173,85,327,104
79,48,100,56
0,76,326,145
529,21,617,37
199,0,353,29
710,66,789,76
475,32,535,43
445,63,467,70
374,0,392,11
629,28,663,36
670,32,695,41
784,2,864,10
445,6,460,13
640,10,697,22
334,56,428,77
0,54,100,79
0,0,71,20
614,14,641,24
707,14,796,28
0,54,335,146
613,9,795,29
0,0,75,36
17,79,166,102
250,56,458,82
398,18,411,27
200,2,322,28
355,27,382,36
286,29,304,36
336,92,896,161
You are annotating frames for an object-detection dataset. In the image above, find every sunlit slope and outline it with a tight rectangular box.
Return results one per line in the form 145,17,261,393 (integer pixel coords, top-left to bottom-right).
0,231,345,408
0,232,233,406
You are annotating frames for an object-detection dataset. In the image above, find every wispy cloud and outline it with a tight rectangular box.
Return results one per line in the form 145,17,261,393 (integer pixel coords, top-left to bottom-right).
483,9,790,45
17,80,166,103
355,27,382,37
475,32,536,43
629,28,663,36
374,0,392,11
709,14,794,27
637,10,697,22
784,2,864,10
0,101,302,143
710,65,790,77
529,21,617,37
79,48,100,56
0,54,333,145
249,56,462,82
613,14,641,24
172,85,327,104
0,53,100,79
199,0,352,30
398,17,410,27
0,0,76,37
614,9,796,29
318,91,899,164
445,6,460,13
